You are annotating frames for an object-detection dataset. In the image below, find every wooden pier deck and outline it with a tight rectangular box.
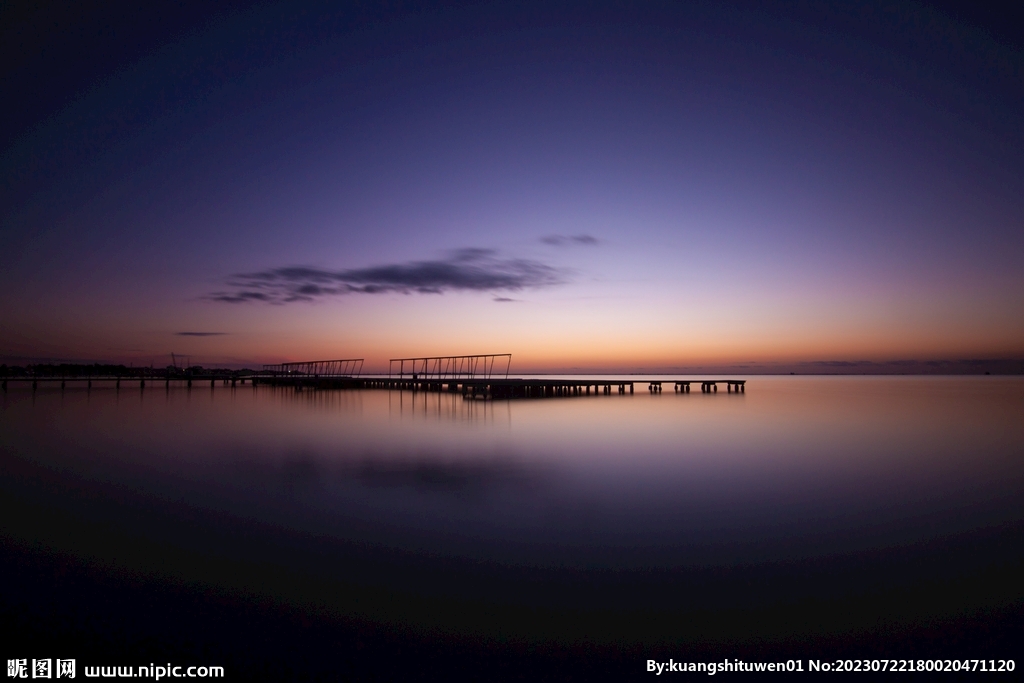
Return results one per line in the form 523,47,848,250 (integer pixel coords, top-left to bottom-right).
352,377,744,397
1,374,746,398
1,373,254,391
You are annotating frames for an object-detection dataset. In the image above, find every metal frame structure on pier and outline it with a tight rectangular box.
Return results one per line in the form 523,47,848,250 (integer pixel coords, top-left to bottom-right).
389,354,511,380
262,358,364,377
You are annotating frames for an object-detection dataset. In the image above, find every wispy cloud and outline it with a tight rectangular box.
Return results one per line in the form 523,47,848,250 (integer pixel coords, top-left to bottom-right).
175,331,227,336
209,249,567,304
540,234,599,247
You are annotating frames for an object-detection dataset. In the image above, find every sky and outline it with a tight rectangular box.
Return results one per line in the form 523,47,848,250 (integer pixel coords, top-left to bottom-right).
2,0,1022,372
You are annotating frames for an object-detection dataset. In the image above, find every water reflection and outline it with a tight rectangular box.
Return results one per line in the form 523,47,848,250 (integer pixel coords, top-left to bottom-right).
388,387,512,426
1,377,1022,636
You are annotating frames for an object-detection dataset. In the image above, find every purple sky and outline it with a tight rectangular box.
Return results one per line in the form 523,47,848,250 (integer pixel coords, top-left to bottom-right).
2,1,1022,371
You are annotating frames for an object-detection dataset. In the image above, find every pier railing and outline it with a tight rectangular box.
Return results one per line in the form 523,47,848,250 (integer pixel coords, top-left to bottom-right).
389,354,511,380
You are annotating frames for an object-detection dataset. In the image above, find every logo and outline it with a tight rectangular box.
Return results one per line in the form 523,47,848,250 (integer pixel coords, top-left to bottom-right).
6,659,75,679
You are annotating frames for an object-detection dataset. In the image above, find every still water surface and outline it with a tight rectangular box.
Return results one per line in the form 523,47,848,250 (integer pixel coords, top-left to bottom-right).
2,376,1022,642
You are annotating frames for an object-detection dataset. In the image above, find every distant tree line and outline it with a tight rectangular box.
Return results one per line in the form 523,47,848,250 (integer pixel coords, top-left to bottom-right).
0,363,255,378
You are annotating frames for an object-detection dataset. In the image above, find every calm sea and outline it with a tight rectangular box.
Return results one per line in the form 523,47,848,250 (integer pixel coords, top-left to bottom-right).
2,376,1022,675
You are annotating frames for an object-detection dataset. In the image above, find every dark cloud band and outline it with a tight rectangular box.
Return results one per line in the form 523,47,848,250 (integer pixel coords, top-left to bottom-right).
175,331,227,336
209,249,566,304
540,234,599,247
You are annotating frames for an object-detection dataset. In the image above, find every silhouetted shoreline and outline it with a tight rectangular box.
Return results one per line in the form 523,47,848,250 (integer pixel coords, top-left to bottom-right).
3,360,1023,378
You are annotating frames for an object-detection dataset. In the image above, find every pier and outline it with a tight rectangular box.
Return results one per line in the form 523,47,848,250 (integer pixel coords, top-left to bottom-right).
1,371,254,391
1,353,745,398
253,353,745,398
350,376,744,398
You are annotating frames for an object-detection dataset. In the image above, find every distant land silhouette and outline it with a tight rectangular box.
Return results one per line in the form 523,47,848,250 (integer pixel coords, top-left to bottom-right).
650,359,1024,375
0,363,251,378
2,359,1022,376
